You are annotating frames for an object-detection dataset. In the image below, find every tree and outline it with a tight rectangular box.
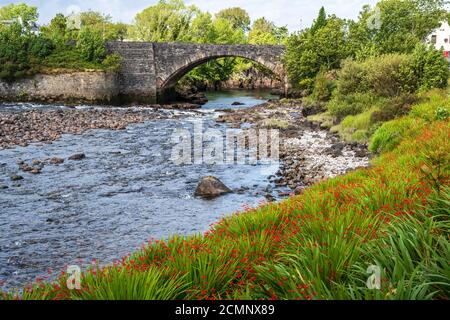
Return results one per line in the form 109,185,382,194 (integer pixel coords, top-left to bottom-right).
348,0,448,56
76,27,106,63
411,43,450,90
215,7,250,32
211,18,245,44
186,16,245,86
311,6,327,33
0,3,38,26
129,0,199,42
189,12,215,43
248,17,288,45
0,22,54,81
284,14,349,89
40,13,68,45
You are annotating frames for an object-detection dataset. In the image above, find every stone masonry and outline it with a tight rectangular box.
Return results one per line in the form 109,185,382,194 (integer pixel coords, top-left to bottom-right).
107,42,286,102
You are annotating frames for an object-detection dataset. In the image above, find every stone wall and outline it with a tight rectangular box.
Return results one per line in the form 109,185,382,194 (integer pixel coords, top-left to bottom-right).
0,72,119,104
106,42,157,103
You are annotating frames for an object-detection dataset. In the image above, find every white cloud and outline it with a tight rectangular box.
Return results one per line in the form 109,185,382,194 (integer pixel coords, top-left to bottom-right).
0,0,379,31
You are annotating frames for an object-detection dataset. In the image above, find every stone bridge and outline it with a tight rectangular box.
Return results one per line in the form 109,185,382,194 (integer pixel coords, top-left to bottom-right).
107,42,286,102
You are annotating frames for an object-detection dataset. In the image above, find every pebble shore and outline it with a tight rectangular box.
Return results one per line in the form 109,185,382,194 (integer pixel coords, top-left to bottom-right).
216,100,371,193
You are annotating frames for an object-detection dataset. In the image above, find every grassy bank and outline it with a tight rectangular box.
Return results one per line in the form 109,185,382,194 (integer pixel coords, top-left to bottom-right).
3,90,449,300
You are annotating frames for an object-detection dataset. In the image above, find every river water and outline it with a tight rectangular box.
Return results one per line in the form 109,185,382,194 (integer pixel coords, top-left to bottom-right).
0,90,281,290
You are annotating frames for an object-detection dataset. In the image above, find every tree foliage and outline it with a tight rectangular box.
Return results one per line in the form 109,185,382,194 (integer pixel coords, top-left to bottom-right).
129,0,198,42
285,0,449,90
215,7,250,32
248,18,288,45
348,0,448,57
0,3,38,25
284,11,349,89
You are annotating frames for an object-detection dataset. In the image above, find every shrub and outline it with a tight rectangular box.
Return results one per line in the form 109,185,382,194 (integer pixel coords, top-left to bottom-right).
28,36,55,58
364,54,417,96
332,108,377,142
0,23,55,80
312,69,336,102
435,107,449,121
336,54,417,98
42,48,103,70
369,88,449,154
335,58,368,95
76,27,107,63
411,43,450,91
410,89,450,122
369,117,424,154
102,53,123,72
370,94,419,124
328,92,383,120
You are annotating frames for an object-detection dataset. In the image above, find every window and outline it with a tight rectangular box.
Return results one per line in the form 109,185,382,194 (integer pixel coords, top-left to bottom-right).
431,35,437,44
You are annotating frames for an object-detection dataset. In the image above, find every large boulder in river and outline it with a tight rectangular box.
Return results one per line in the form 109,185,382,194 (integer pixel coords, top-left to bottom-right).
195,176,232,198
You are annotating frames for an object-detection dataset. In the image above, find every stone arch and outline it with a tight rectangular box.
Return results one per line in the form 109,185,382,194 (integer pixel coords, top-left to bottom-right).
159,53,284,90
153,43,286,95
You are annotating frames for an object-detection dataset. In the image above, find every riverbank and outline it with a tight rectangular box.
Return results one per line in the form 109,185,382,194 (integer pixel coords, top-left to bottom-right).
4,91,448,300
0,105,202,150
216,100,370,192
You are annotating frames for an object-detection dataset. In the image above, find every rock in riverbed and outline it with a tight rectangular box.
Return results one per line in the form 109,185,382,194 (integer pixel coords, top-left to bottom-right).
194,176,232,198
10,174,23,181
68,153,86,161
49,157,64,165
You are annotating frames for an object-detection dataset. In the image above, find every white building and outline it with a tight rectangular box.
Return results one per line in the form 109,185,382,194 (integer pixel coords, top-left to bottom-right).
427,21,450,60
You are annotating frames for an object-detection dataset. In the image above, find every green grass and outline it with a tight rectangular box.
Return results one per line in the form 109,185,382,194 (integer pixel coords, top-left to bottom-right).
2,91,449,300
307,112,335,129
331,108,378,142
262,118,290,130
370,89,449,154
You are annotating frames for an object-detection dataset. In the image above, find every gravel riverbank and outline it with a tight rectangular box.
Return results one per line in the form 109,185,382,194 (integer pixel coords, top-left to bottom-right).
216,100,371,193
0,104,201,150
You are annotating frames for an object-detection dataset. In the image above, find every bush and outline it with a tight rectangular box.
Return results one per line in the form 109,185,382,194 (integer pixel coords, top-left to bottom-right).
370,94,419,124
328,92,383,120
42,48,103,70
76,27,107,63
411,43,450,91
335,58,368,95
369,88,449,153
0,23,55,80
28,36,55,58
332,108,377,142
312,70,336,102
369,117,424,154
102,53,123,72
364,54,417,96
336,54,417,98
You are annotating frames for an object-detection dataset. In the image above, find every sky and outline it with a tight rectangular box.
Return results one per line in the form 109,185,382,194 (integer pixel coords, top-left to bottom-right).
0,0,380,31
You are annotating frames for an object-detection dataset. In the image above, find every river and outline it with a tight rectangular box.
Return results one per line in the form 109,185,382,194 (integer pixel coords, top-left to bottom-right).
0,90,282,290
